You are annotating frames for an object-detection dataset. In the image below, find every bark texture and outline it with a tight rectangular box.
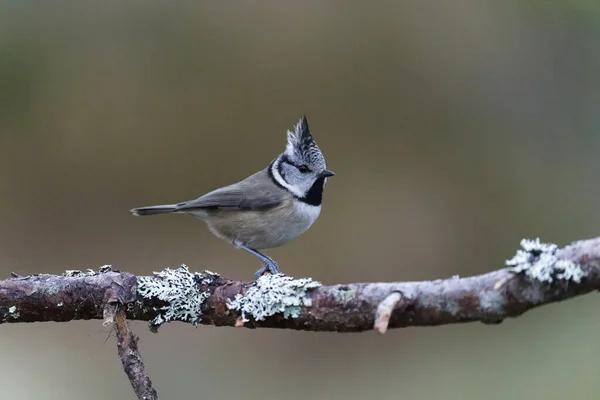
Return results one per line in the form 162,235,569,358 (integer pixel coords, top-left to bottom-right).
1,237,599,332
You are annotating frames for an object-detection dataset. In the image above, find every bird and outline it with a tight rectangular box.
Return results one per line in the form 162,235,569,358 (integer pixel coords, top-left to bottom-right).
130,116,334,280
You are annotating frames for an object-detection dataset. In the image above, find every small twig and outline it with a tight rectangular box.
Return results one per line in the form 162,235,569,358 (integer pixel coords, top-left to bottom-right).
110,295,158,400
103,289,120,326
235,316,245,328
374,291,403,334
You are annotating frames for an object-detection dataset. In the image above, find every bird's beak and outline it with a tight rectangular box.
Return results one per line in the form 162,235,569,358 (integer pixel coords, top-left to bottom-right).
320,170,335,178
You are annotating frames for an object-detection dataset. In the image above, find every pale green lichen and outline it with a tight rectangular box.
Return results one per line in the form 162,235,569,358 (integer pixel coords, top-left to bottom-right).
137,265,214,330
43,285,60,296
332,286,357,305
478,290,506,313
62,265,113,277
227,273,321,322
63,269,97,277
7,306,20,320
506,238,586,283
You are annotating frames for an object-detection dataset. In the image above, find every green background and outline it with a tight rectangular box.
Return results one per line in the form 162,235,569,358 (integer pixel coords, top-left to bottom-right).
1,1,599,399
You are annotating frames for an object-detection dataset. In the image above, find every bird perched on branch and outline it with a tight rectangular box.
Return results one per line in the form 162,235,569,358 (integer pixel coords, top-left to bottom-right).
131,116,334,279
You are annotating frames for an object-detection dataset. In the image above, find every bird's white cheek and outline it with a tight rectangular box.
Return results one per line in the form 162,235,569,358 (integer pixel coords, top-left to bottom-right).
271,159,305,198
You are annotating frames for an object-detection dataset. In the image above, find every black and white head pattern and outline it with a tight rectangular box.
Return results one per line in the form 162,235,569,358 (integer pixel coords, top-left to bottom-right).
284,116,326,172
269,116,330,206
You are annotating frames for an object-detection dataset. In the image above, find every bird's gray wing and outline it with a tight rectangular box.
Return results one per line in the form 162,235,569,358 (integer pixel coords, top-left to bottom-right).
174,170,285,211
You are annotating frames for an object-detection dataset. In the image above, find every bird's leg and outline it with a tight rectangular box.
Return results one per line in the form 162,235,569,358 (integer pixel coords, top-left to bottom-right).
238,244,280,280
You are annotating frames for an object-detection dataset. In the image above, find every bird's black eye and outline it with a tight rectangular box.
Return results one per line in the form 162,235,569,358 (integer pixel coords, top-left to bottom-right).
298,165,311,173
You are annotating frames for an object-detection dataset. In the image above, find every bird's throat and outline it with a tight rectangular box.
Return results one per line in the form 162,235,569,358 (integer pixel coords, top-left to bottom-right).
301,177,325,206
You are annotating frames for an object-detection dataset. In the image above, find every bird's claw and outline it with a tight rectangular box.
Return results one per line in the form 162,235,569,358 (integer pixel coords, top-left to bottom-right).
254,260,279,280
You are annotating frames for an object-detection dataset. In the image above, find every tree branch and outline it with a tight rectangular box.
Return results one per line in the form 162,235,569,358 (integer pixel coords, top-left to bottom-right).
114,309,158,399
2,237,598,399
104,288,158,399
0,237,599,332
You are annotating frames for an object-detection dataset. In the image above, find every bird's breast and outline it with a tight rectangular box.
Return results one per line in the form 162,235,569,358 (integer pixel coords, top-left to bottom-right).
204,198,321,250
292,200,321,227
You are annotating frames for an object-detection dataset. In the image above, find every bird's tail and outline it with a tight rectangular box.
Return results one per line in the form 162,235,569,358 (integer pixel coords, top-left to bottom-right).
130,204,177,216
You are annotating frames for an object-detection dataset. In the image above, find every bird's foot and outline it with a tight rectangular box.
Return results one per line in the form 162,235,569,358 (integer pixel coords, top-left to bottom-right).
254,259,279,280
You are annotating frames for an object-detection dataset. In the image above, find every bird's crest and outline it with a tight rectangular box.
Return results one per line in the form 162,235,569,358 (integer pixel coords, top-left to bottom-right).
285,116,325,168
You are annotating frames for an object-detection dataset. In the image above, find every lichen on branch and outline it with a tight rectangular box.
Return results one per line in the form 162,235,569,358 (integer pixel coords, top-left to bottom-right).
506,238,586,283
137,265,217,332
1,236,600,333
226,273,321,322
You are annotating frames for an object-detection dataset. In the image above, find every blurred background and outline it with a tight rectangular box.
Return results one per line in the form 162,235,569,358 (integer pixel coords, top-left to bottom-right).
1,1,600,399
